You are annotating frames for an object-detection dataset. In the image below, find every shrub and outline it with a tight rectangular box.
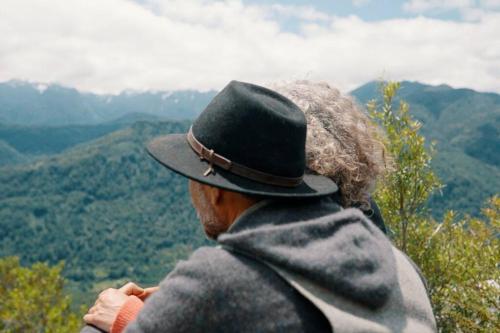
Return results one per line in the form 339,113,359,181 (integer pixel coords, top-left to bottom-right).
0,257,82,332
368,82,499,332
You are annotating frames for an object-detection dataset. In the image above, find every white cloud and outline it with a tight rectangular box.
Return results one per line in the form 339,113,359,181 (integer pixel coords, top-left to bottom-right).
0,0,499,94
403,0,474,13
402,0,500,20
481,0,500,9
460,6,488,20
267,4,330,21
352,0,371,7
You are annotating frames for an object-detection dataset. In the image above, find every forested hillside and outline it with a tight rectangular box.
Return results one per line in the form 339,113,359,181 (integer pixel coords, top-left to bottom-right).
0,140,27,166
351,81,500,217
0,113,170,167
0,121,208,305
0,80,498,308
0,122,125,157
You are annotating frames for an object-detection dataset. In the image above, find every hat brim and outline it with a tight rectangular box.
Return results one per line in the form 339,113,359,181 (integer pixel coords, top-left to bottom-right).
146,134,338,198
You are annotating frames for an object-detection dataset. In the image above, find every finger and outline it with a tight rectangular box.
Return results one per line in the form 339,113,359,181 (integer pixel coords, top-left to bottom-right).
83,313,96,324
119,282,144,296
135,287,159,301
143,286,160,296
144,286,160,294
138,286,159,300
120,282,143,294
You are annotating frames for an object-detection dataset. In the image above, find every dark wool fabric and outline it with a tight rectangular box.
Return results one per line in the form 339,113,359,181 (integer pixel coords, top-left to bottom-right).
192,80,307,177
217,197,395,310
82,197,432,333
146,81,339,198
359,196,387,234
82,249,330,333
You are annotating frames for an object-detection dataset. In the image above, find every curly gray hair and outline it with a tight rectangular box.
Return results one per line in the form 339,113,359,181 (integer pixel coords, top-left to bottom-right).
268,80,391,208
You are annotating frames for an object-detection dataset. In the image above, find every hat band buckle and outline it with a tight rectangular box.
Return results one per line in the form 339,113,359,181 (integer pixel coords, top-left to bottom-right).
186,126,303,188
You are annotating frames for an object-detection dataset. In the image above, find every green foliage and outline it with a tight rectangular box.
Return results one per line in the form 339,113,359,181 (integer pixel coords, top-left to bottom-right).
464,123,500,166
0,122,126,157
0,121,208,306
429,149,499,218
0,140,26,167
409,199,500,332
367,82,442,252
368,81,500,332
353,80,500,217
1,81,498,326
0,257,82,332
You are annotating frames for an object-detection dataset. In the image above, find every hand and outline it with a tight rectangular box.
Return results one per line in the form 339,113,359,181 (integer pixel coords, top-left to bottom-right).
84,288,129,332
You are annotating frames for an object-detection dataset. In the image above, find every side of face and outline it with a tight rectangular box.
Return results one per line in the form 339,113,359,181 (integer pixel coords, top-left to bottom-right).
188,180,227,239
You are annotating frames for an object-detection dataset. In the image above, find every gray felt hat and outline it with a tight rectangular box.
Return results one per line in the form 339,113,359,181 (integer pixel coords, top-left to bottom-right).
147,80,338,198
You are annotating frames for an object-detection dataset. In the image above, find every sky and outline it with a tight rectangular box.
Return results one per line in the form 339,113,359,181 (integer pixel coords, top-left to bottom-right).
1,0,499,94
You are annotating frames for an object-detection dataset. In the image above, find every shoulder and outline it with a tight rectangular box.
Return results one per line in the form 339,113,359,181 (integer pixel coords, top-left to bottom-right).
157,246,273,294
172,246,247,276
175,246,301,305
178,246,277,287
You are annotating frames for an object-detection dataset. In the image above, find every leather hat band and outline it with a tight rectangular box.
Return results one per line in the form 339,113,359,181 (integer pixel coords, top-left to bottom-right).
186,126,303,188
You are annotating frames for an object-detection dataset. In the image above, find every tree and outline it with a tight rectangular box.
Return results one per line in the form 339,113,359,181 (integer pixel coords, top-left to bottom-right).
0,257,82,332
367,81,441,252
368,82,499,332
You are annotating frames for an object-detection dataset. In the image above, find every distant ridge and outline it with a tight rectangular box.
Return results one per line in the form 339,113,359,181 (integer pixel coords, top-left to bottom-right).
0,113,170,162
0,82,498,307
0,122,127,157
0,80,216,126
107,112,168,125
0,140,26,166
350,80,500,217
0,79,498,216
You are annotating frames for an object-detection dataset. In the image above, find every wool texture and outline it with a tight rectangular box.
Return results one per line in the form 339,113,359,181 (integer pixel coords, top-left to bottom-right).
82,196,435,333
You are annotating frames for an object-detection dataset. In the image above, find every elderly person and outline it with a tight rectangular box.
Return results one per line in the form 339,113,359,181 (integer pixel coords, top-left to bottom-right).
82,81,435,333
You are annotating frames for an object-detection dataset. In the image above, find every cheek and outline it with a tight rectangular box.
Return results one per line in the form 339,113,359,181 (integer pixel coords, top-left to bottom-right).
189,182,200,208
188,181,195,199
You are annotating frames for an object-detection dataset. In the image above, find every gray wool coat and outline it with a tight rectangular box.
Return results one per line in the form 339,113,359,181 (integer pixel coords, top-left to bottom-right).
82,196,436,333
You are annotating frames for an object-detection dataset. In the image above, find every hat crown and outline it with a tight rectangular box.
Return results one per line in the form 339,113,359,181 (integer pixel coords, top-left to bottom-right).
192,81,306,178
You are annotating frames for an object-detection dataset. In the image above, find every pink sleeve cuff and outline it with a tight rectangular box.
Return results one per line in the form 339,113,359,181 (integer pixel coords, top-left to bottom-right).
111,295,144,333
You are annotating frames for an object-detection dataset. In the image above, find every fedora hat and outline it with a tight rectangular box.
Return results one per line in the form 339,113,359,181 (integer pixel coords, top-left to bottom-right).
146,80,338,197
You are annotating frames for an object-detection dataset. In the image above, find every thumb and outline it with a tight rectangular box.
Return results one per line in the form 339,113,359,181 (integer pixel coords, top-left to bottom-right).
138,286,160,300
119,282,144,296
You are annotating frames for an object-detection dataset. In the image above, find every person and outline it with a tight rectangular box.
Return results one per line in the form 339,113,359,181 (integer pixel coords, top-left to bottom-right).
268,80,391,233
82,81,436,333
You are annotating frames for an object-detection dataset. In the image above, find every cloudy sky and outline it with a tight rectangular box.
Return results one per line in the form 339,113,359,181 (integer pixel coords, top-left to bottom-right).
1,0,499,94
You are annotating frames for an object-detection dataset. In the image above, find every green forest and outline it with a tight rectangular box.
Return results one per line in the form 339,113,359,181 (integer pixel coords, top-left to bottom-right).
351,81,500,217
0,81,498,332
0,121,209,307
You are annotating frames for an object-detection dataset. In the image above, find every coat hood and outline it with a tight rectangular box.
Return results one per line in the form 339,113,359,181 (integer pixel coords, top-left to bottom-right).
217,197,396,310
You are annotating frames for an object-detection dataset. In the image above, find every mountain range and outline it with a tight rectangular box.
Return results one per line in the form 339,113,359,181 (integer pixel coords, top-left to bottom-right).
0,79,498,306
0,80,216,126
351,81,499,217
1,79,497,216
